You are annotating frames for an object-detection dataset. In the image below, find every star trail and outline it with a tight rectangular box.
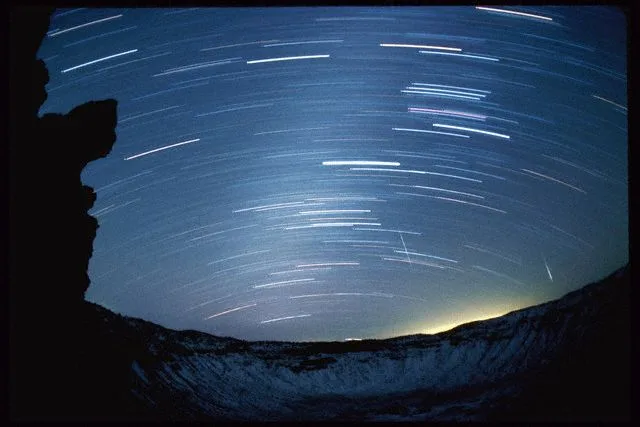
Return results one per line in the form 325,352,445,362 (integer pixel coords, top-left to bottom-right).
37,6,628,342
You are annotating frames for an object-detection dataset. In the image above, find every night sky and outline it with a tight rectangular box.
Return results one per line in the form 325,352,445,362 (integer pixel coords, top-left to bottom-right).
36,7,628,342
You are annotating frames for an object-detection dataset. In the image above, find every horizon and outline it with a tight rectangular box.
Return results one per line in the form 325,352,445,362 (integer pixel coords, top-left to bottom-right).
96,261,628,343
37,6,628,342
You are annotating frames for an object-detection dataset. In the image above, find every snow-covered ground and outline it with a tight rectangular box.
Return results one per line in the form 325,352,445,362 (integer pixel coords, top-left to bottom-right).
90,265,627,420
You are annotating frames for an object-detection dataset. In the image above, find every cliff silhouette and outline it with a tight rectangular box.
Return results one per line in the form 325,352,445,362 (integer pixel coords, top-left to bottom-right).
9,6,138,420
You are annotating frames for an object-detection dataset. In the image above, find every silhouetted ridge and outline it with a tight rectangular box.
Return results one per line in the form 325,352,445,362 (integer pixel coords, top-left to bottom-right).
79,264,632,421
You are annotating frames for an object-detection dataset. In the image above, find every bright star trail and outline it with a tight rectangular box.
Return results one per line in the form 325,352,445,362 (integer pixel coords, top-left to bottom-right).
37,7,627,342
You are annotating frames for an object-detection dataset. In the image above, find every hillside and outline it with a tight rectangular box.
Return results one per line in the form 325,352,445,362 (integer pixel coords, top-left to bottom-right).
76,263,629,421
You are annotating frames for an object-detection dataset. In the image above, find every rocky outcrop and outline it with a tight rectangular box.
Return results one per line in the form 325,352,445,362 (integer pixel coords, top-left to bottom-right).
10,6,121,419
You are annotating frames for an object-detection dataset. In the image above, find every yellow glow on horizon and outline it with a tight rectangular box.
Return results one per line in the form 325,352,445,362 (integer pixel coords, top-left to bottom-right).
421,310,512,335
393,297,540,338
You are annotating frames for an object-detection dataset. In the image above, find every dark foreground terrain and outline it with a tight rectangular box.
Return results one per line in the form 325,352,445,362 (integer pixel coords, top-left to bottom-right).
81,263,633,421
15,262,632,421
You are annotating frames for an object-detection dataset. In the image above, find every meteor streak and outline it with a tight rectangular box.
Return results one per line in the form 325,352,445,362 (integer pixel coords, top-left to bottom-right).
124,138,199,160
543,257,553,281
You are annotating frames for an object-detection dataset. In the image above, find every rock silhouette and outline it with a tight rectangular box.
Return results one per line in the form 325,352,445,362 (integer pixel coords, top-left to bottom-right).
10,6,128,420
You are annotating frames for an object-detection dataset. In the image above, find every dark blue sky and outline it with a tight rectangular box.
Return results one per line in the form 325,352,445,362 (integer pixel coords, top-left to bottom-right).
37,6,628,342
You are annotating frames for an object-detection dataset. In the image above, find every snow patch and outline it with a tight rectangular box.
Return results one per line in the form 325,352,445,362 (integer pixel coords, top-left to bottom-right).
131,360,149,385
